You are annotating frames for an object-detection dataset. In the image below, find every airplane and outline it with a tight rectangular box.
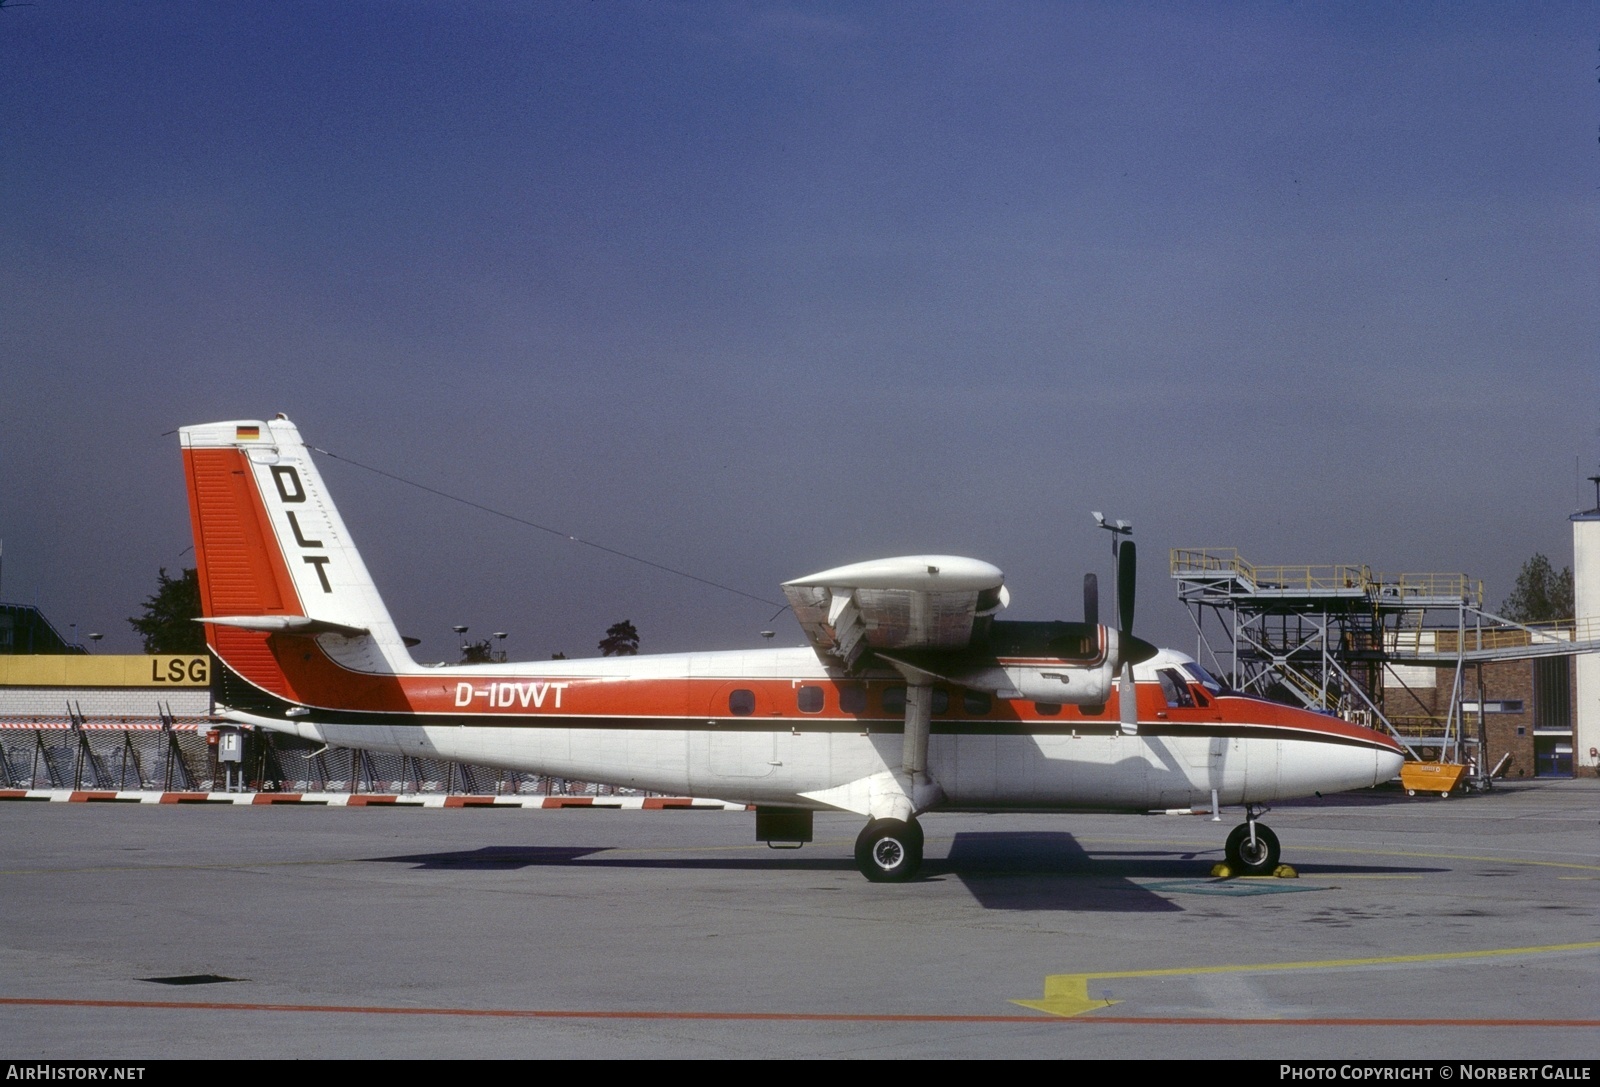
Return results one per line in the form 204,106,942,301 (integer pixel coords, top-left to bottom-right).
180,415,1408,882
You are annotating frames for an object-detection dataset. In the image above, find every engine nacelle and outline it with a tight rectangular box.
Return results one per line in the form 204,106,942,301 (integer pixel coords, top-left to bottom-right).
887,623,1125,706
946,658,1116,706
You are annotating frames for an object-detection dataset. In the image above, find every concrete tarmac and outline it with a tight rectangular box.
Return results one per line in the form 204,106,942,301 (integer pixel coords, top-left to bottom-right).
1,780,1595,1059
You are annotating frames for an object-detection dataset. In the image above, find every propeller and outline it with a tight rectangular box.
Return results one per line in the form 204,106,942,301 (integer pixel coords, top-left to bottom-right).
1116,540,1136,638
1092,511,1156,733
1082,572,1098,628
1117,540,1138,734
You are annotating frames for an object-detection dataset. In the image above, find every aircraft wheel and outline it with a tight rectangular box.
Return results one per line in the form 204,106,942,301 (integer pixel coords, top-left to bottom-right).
1224,822,1280,876
855,818,923,882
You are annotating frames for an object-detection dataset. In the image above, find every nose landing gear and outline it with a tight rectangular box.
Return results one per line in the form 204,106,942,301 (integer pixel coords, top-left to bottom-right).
1224,806,1280,875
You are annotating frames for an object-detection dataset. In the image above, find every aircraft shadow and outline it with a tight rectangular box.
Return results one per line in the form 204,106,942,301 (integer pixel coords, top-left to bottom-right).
371,845,855,872
364,831,1448,912
932,832,1182,912
368,839,1181,911
1272,780,1550,809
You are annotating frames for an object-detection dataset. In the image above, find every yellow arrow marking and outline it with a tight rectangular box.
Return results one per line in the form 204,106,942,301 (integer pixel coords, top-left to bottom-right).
1013,940,1600,1018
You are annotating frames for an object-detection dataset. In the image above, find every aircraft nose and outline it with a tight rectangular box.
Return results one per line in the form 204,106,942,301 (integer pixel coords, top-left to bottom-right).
1377,749,1406,785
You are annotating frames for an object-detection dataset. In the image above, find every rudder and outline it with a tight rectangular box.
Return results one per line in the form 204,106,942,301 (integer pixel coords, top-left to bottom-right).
181,416,414,703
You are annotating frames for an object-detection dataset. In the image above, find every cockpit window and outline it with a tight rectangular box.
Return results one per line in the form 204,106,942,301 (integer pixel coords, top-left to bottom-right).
1181,662,1229,695
1157,669,1196,708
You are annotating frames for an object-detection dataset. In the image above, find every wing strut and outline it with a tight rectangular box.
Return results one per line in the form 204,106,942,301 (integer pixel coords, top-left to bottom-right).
901,682,934,785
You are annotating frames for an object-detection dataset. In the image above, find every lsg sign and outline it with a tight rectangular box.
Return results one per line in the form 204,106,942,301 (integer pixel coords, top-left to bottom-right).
150,656,209,684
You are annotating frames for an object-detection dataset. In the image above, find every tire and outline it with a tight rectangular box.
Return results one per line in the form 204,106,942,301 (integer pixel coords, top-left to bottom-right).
1224,822,1281,876
855,818,924,882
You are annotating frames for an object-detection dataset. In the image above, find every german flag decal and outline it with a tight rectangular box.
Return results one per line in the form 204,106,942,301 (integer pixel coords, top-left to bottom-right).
235,425,261,440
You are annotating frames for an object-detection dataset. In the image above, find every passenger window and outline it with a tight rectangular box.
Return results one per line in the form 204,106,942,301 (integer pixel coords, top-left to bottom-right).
728,689,755,716
963,690,992,715
931,688,950,715
1034,702,1061,716
882,686,906,714
797,686,824,713
839,686,867,713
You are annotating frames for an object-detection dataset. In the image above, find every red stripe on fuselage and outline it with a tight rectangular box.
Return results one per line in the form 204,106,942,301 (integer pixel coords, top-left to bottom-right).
217,643,1402,754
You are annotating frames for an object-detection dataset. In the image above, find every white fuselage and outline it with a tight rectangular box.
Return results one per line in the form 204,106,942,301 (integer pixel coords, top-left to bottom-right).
233,644,1400,811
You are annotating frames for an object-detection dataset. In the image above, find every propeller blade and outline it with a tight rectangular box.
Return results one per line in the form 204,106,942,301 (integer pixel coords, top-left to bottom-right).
1116,540,1136,638
1082,573,1098,628
1115,541,1138,735
1119,660,1137,734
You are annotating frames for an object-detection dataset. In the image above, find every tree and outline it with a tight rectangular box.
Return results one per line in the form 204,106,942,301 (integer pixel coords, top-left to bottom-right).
599,620,639,656
458,638,506,664
1500,553,1573,623
128,567,205,653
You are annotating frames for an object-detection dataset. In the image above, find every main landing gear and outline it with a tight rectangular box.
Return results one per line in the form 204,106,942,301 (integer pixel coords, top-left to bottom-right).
855,817,924,882
1224,805,1280,876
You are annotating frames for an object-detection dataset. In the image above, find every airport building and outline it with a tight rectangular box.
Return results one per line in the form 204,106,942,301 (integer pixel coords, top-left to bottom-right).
0,647,215,792
1573,498,1600,777
0,615,614,797
1169,510,1600,782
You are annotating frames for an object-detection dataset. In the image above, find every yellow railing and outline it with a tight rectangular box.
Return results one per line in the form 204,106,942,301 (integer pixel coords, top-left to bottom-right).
1276,666,1333,709
1418,616,1600,654
1371,572,1483,605
1386,714,1452,736
1170,548,1248,575
1170,549,1367,593
1173,549,1483,604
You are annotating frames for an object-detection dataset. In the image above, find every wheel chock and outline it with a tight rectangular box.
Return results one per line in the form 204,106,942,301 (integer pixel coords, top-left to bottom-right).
1273,864,1298,879
1210,862,1234,878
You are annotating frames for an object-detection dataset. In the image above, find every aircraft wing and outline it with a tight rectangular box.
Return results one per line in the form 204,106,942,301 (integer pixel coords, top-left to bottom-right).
783,555,1009,669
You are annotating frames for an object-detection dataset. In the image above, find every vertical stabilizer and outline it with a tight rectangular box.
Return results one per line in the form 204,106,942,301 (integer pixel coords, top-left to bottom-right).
181,417,414,697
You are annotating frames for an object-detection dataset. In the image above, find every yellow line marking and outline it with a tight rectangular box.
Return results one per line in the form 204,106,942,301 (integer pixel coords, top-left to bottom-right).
1013,940,1600,1018
1287,846,1600,872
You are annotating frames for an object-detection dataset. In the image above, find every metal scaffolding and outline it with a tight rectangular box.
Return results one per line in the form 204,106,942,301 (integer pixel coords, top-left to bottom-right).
1170,548,1600,781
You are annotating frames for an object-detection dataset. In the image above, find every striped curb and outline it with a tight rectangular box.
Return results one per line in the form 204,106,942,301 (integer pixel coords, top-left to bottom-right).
0,788,748,809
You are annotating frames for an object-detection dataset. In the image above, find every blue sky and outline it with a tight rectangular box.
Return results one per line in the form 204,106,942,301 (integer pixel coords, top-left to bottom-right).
2,2,1595,660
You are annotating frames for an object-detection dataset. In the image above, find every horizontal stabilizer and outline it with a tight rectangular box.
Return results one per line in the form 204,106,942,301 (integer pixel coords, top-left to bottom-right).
198,615,371,638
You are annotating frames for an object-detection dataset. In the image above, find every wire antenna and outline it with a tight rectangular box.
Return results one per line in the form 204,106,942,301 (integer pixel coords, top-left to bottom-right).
311,446,786,610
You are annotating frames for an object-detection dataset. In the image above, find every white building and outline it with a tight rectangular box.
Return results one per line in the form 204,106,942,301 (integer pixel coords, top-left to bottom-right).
1572,503,1599,777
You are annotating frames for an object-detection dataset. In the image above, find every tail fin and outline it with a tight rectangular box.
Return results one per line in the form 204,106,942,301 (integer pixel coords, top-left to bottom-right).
181,416,414,704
